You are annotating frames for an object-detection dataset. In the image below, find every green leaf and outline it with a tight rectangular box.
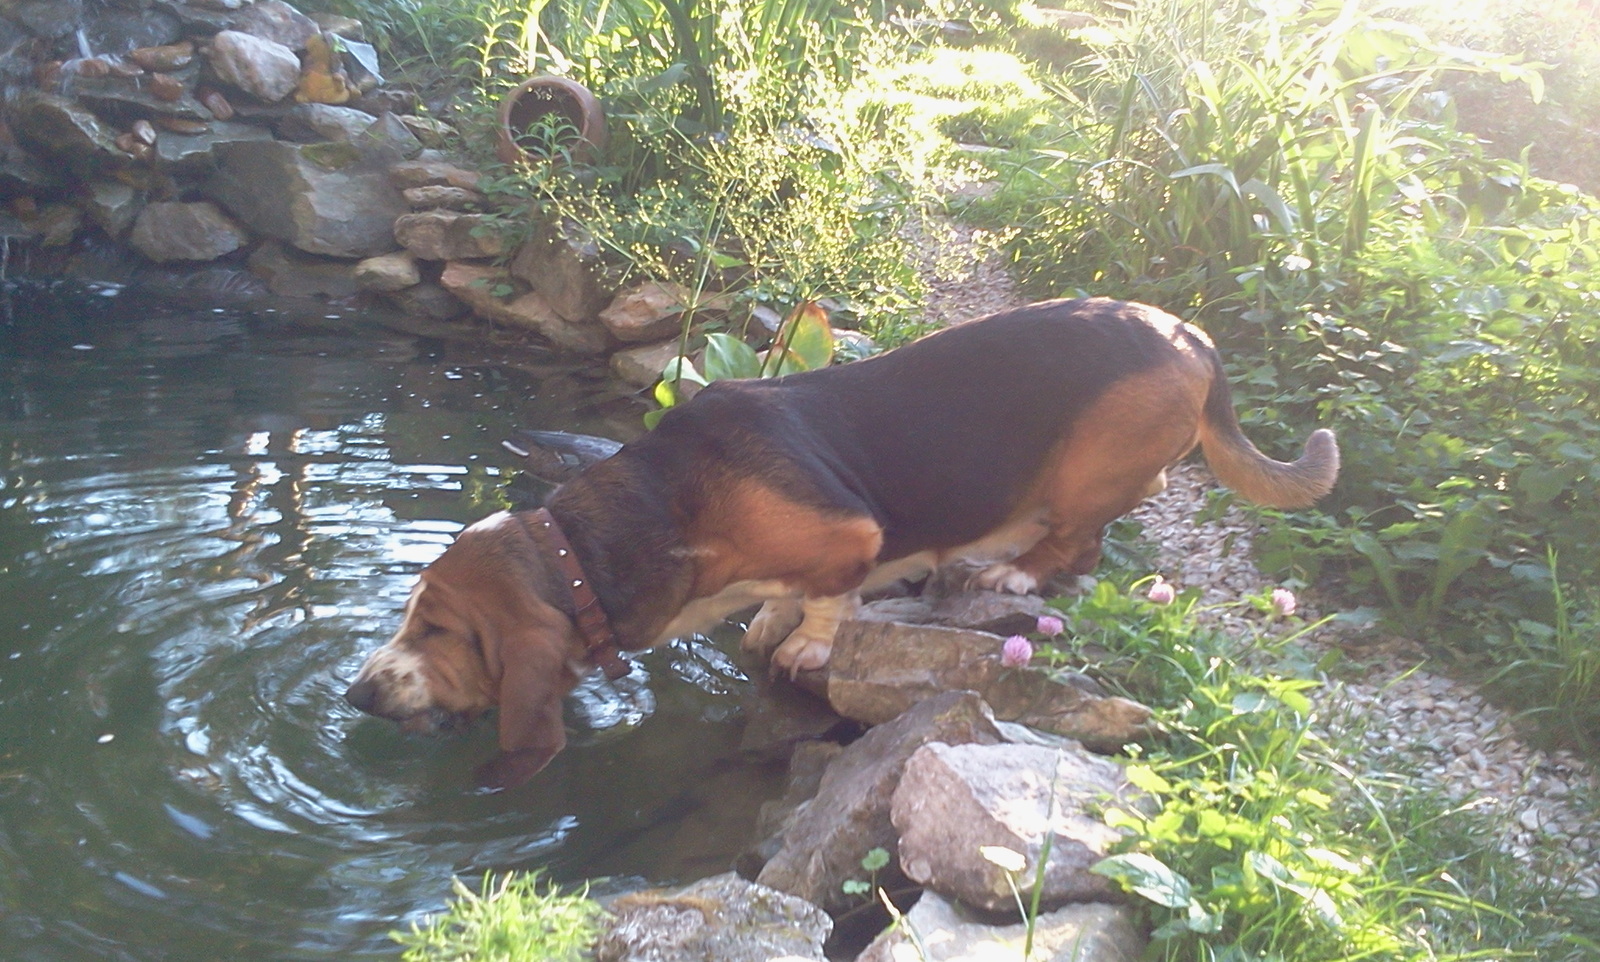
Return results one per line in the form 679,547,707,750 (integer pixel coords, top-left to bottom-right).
702,333,761,381
1092,853,1193,908
860,847,891,872
1124,764,1174,795
766,301,834,375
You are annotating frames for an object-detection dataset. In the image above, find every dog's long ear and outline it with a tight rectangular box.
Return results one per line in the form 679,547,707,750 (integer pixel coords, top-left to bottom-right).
501,429,623,484
475,620,580,790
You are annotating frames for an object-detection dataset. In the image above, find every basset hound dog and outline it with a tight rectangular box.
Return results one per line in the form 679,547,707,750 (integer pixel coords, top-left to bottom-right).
345,298,1339,787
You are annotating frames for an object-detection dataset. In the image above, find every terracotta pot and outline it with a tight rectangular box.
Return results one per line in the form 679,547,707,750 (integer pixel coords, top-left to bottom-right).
495,76,607,166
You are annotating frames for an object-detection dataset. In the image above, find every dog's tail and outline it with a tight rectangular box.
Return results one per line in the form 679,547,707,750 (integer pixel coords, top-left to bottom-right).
1195,352,1339,509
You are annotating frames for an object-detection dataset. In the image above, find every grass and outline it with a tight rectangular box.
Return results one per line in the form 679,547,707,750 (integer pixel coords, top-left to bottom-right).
1038,576,1600,961
392,872,604,962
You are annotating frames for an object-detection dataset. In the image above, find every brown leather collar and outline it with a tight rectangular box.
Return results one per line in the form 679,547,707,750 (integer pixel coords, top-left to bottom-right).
527,507,631,680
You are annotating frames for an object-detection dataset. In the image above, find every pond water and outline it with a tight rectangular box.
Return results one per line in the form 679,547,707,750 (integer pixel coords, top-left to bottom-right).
0,279,787,961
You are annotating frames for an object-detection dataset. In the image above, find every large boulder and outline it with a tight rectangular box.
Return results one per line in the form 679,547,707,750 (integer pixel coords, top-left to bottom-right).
891,741,1137,912
596,872,830,962
856,890,1145,962
206,30,302,103
153,121,275,176
755,691,1003,916
597,281,691,342
825,621,1152,752
204,139,407,257
129,201,249,262
353,251,420,292
8,93,125,178
509,224,614,323
231,0,320,50
80,180,144,238
438,261,609,354
393,209,507,261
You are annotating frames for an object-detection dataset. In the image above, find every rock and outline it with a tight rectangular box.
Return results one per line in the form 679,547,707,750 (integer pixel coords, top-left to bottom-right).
129,201,249,262
611,339,686,389
232,0,320,51
153,120,275,175
37,203,81,247
338,37,383,93
80,6,184,54
598,281,691,342
755,691,1003,915
737,680,853,761
928,590,1053,637
401,185,482,210
207,30,302,103
311,13,365,40
71,70,212,125
381,281,466,321
826,621,1152,753
0,143,62,195
394,210,508,261
246,240,362,297
353,111,422,163
9,92,125,178
596,872,830,962
388,158,480,191
7,0,82,39
397,114,451,148
856,890,1145,962
127,42,196,72
353,87,420,116
276,103,378,143
204,139,408,257
80,180,144,238
439,261,609,354
510,224,614,323
353,250,420,292
892,741,1136,912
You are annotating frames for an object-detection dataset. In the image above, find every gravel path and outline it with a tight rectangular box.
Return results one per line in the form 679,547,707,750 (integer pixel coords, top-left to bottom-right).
919,215,1600,901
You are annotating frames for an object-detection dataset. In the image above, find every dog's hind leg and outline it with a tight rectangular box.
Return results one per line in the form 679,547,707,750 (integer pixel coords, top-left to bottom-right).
975,370,1205,594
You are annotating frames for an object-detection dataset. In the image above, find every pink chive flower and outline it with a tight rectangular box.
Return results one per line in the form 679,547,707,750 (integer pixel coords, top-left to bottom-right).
1036,614,1065,637
1146,577,1176,605
1001,635,1034,668
1271,587,1298,618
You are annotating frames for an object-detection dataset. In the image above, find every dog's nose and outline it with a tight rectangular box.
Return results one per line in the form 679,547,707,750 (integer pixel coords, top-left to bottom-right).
345,678,379,714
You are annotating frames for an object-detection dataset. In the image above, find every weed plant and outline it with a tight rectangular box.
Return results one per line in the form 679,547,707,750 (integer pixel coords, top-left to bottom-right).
392,872,603,961
1042,576,1600,960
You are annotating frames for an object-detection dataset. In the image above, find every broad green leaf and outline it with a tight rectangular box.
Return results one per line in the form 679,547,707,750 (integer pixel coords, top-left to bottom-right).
1092,853,1193,908
766,301,834,374
702,333,761,381
1124,764,1174,795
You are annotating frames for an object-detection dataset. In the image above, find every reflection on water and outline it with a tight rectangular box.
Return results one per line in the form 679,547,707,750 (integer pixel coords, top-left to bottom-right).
0,280,785,961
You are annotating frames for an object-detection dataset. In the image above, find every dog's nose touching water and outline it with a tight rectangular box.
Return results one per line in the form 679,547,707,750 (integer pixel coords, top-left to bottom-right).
346,297,1339,787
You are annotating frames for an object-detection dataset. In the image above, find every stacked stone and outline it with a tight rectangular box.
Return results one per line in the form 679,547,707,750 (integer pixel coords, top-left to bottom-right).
0,0,716,367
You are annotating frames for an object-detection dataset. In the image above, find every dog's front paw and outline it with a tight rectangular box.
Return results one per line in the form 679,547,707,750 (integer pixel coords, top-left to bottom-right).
972,562,1040,595
771,631,834,677
742,599,804,656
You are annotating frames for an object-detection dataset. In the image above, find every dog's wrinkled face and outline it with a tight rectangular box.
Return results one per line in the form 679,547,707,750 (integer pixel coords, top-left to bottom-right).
345,513,584,788
344,572,497,735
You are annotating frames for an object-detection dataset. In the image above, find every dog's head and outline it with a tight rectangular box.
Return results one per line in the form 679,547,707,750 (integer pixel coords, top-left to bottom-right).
344,512,585,788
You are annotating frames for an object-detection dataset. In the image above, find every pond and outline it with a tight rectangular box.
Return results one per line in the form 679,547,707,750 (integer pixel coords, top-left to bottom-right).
0,278,788,961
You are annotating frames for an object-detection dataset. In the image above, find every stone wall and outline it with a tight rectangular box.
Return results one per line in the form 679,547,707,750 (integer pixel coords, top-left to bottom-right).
0,0,704,379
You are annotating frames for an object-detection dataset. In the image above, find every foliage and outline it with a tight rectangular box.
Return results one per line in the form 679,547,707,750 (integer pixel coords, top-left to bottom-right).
646,301,837,426
392,872,603,962
1040,577,1596,960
